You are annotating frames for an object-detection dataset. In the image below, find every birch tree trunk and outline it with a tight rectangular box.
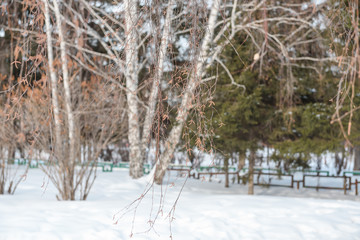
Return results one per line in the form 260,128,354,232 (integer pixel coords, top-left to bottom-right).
154,0,221,184
141,0,173,159
124,0,143,178
42,0,62,159
53,0,77,200
43,0,67,199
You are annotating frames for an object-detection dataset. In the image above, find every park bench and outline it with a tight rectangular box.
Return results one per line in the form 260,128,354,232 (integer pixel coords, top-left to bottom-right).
101,162,113,172
115,162,130,168
289,169,329,176
166,164,240,182
254,172,294,188
167,165,192,177
94,162,113,172
14,158,27,165
13,158,40,168
342,172,360,195
29,160,39,168
302,175,352,194
343,171,360,176
143,164,151,174
199,166,237,172
196,171,240,183
241,167,283,175
112,162,151,174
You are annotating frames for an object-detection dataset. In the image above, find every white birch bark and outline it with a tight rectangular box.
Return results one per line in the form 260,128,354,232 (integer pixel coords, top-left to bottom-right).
141,0,173,157
154,0,221,184
43,0,67,198
124,0,143,178
42,0,62,157
53,0,76,199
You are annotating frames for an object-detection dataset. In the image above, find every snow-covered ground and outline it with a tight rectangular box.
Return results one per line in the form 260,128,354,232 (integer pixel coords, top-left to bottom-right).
0,167,360,240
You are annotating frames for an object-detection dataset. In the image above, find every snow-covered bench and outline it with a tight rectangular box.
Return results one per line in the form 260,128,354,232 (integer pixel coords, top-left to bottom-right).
167,165,192,177
195,171,240,184
290,169,329,176
343,171,360,176
111,162,151,174
303,175,351,194
253,172,294,188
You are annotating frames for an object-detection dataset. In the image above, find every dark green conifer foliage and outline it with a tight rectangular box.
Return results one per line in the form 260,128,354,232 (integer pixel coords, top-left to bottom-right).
206,30,360,173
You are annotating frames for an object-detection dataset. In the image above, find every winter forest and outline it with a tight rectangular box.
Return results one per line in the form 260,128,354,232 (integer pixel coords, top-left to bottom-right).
0,0,360,239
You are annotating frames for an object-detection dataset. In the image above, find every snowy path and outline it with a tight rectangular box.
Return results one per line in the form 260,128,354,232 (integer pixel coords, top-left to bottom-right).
0,168,360,240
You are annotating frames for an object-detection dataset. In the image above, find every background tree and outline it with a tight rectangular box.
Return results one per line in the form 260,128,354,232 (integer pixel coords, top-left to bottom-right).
0,0,33,195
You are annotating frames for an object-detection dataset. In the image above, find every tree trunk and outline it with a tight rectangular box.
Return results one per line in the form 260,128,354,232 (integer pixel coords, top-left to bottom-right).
354,146,360,170
141,0,173,161
248,150,255,195
124,0,143,179
237,151,246,184
154,0,221,184
53,0,77,200
238,151,246,171
7,146,14,161
0,158,4,194
224,156,229,188
42,0,62,157
335,149,345,175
